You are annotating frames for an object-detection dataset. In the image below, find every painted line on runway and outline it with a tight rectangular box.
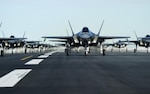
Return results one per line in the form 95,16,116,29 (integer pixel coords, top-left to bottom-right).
37,51,57,58
21,55,33,61
38,55,49,58
25,59,44,65
44,51,57,56
0,69,32,87
25,51,58,65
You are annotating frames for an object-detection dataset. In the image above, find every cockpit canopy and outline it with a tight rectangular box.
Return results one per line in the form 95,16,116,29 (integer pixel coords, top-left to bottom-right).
146,35,150,37
82,27,89,33
10,35,15,38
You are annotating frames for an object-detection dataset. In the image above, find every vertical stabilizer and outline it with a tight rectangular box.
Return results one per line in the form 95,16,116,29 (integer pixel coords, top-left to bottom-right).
23,31,26,38
134,30,138,40
68,20,74,36
1,31,5,38
97,20,104,36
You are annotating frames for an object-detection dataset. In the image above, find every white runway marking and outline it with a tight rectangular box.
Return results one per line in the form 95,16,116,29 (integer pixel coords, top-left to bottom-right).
0,69,32,87
38,55,49,58
44,51,57,56
25,59,44,65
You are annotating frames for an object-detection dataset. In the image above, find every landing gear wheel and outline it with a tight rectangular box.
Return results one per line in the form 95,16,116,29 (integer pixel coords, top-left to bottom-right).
102,49,105,56
0,50,4,56
65,48,71,56
84,51,87,56
134,49,137,53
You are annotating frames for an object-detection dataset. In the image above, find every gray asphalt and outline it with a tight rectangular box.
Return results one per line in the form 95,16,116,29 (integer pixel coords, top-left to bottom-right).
0,51,150,94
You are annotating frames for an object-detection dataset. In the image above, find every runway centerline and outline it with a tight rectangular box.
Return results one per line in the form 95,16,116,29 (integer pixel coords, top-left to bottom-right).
25,59,44,65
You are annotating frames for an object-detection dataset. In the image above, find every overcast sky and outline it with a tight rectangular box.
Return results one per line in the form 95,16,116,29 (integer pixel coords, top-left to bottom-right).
0,0,150,42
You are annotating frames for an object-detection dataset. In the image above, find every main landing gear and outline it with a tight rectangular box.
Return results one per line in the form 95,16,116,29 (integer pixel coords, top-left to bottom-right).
65,47,71,56
0,50,4,56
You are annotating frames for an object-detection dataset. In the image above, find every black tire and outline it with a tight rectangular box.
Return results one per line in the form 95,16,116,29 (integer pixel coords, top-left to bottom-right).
84,51,87,56
1,50,4,56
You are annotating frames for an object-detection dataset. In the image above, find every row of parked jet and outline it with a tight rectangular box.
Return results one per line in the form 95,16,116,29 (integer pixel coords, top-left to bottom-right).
42,20,150,56
0,22,52,56
103,31,150,53
1,21,150,56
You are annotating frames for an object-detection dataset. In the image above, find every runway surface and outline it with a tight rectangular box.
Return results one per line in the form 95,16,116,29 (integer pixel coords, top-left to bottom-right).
0,51,150,94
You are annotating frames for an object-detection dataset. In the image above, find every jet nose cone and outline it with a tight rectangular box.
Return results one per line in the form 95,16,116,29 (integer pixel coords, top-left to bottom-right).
81,34,90,39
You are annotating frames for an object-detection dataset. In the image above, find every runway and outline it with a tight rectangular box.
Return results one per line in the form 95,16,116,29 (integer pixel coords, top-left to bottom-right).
0,50,150,94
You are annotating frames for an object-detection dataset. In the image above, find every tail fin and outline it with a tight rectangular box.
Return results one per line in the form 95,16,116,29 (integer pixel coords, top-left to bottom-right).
68,20,74,36
1,31,5,38
23,31,26,38
43,38,46,42
97,20,104,36
134,30,138,40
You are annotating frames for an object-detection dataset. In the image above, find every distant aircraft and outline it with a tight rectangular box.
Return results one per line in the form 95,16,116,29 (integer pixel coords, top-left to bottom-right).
0,35,27,55
0,23,27,49
0,35,27,48
129,31,150,53
25,41,41,48
42,20,130,56
103,40,129,52
0,24,27,55
25,40,54,48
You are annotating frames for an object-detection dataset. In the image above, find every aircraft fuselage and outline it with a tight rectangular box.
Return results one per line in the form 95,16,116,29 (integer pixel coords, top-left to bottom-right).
73,27,98,47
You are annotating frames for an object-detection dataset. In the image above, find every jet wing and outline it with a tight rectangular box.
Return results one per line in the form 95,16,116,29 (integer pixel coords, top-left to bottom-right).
25,41,41,43
49,39,67,42
42,36,74,43
142,37,150,40
98,36,130,39
0,38,27,41
128,40,138,44
42,36,73,40
55,43,66,46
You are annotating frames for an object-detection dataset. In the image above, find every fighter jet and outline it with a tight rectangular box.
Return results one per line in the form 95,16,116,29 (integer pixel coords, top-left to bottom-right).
0,23,27,48
130,31,150,53
103,40,129,52
0,23,27,55
42,20,130,56
0,36,27,48
25,41,41,48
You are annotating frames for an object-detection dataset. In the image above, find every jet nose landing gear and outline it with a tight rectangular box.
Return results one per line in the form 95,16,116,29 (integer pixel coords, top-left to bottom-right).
84,46,89,56
65,47,71,56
